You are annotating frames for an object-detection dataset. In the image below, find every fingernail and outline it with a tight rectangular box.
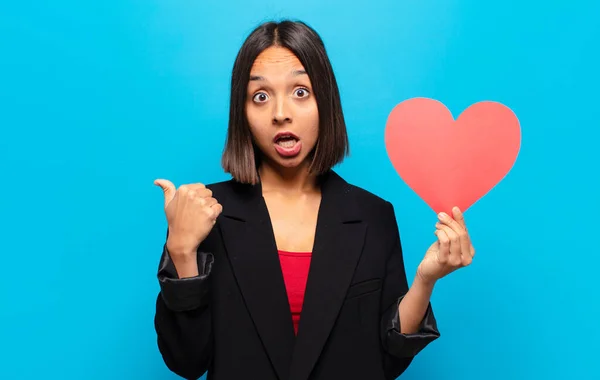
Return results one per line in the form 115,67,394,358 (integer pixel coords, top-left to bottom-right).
438,212,447,219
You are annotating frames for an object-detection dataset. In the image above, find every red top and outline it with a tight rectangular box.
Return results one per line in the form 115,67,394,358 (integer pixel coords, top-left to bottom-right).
278,250,312,335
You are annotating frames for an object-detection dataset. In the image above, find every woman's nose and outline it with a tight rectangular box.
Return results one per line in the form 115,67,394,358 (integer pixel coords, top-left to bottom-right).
272,97,292,124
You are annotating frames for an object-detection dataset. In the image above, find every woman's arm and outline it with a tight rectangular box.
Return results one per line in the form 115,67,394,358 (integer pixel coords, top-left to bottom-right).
398,274,436,334
379,202,440,378
154,231,214,380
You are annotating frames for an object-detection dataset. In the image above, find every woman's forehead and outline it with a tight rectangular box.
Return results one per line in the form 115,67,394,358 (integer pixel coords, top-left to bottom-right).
250,46,306,77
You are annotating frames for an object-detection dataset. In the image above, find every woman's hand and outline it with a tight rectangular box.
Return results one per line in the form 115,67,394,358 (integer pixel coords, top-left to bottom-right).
416,207,475,285
155,179,223,277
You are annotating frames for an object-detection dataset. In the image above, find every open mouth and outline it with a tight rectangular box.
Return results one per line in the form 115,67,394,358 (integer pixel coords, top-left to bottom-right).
273,132,301,157
274,132,299,146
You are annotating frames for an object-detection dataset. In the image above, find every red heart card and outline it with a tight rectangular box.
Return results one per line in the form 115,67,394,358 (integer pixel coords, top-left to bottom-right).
384,97,521,216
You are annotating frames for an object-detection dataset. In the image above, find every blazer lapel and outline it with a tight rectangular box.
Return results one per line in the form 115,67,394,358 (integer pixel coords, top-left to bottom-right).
218,181,295,380
289,171,367,380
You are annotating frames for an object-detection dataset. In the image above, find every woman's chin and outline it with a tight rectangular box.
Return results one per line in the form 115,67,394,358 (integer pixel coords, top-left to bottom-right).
265,154,310,170
277,157,306,169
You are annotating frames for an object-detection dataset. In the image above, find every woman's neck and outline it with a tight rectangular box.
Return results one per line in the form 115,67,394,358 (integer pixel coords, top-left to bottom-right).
258,161,320,194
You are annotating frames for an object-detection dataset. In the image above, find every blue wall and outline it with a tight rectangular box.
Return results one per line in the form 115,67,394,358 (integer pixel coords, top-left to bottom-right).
1,1,598,379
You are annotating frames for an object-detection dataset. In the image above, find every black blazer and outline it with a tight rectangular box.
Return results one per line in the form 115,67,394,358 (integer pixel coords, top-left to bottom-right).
154,171,440,380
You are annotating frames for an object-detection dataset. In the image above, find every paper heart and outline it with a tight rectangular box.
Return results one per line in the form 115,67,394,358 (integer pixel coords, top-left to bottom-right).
384,97,521,216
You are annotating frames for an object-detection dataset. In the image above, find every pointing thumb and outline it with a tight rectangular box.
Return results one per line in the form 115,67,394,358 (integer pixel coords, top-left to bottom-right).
154,179,176,208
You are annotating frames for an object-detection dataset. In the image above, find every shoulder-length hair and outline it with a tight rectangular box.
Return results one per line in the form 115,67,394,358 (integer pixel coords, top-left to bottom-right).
221,20,349,184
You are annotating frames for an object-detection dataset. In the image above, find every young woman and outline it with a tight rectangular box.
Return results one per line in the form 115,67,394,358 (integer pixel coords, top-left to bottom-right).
153,20,475,380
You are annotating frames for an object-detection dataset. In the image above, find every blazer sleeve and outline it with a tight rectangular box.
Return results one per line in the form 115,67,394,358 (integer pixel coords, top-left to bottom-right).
154,229,213,380
379,202,440,379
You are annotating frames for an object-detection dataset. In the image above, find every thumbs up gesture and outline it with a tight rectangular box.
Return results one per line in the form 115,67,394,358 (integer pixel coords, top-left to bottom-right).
154,179,223,274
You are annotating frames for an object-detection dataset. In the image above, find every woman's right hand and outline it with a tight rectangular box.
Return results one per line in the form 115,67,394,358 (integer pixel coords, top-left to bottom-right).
154,179,223,277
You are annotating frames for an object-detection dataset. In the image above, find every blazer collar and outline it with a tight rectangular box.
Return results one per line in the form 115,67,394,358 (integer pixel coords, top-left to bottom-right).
219,170,367,380
221,170,361,224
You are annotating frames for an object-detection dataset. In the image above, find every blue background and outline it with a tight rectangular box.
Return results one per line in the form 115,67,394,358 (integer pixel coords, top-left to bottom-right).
1,1,599,379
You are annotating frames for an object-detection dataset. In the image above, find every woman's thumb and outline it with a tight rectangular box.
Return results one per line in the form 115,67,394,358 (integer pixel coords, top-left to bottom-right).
154,179,176,208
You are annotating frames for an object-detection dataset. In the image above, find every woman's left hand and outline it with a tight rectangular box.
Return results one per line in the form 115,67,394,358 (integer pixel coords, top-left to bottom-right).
416,207,475,285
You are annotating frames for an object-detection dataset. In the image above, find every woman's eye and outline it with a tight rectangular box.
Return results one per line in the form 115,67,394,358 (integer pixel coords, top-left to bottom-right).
253,92,269,103
294,88,310,98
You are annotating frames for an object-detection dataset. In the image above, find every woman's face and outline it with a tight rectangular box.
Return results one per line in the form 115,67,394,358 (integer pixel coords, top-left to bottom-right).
245,46,319,170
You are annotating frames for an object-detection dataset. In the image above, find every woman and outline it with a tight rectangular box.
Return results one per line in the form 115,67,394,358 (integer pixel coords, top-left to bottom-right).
153,20,475,380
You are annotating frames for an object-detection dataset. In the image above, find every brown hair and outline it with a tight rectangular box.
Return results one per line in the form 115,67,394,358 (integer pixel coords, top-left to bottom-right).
221,20,349,184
